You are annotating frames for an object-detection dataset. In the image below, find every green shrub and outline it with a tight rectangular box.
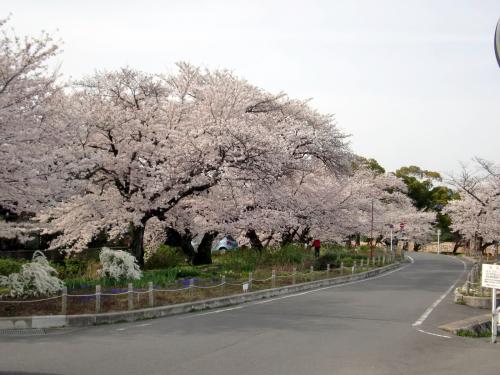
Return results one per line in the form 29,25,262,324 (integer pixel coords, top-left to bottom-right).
145,245,184,270
261,244,310,266
176,266,202,278
0,258,25,276
314,253,339,270
214,248,259,272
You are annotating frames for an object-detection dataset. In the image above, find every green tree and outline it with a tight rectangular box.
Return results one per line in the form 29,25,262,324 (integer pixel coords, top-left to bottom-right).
394,166,458,241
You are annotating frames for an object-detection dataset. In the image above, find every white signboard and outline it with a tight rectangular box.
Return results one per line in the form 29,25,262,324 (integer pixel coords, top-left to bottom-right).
481,264,500,289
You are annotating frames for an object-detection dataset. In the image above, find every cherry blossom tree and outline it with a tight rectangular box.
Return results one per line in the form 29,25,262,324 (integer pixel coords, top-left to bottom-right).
0,18,73,215
445,159,500,255
39,63,351,265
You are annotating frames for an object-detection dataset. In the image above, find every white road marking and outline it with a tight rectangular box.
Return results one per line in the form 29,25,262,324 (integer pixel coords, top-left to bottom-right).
181,261,414,319
412,256,467,327
178,306,244,319
417,328,451,339
116,323,152,331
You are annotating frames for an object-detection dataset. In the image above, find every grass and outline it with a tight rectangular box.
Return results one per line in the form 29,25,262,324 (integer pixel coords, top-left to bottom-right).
456,328,491,338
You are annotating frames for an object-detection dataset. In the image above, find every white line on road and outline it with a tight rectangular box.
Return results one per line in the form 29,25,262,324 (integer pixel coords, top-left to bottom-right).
417,329,451,339
178,306,244,319
116,323,152,331
412,257,467,328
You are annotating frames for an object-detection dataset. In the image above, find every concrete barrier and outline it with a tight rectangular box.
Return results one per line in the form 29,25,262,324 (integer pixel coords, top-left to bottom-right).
0,262,402,329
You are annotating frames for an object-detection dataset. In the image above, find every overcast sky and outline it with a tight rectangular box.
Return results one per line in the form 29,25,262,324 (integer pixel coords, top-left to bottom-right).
5,0,500,175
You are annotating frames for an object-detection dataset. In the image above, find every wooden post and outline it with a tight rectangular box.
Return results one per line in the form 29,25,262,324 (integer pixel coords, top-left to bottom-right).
95,285,101,314
61,286,67,315
148,281,154,307
128,283,134,311
189,278,194,298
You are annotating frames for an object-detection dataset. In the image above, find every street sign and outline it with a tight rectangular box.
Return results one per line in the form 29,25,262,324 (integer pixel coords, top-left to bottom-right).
481,264,500,289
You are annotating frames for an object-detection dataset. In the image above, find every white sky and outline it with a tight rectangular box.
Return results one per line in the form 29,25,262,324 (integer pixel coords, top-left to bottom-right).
4,0,500,175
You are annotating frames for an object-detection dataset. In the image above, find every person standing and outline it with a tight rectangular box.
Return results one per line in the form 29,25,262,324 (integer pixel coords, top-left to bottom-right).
312,239,321,258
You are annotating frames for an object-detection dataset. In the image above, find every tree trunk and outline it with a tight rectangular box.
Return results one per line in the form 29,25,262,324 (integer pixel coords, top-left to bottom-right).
192,231,217,265
298,227,311,244
281,226,298,246
355,233,361,246
164,227,195,262
452,239,463,254
246,229,263,252
262,231,274,248
130,224,145,267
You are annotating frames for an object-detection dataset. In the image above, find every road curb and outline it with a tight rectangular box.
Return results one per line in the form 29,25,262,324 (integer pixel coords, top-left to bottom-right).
0,262,402,329
439,313,491,335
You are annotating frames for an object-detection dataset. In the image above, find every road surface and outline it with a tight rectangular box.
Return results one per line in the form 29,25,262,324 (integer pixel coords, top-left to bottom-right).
1,252,499,375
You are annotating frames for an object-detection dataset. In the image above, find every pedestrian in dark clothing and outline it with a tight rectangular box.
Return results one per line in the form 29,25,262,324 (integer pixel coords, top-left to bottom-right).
312,239,321,258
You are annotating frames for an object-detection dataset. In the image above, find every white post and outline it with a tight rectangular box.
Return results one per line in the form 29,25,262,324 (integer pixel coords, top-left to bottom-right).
310,265,314,281
327,263,330,277
340,262,344,275
248,272,253,291
437,229,441,255
128,283,134,310
96,285,101,314
148,281,154,307
292,267,297,284
272,269,276,289
61,286,68,315
221,275,226,295
492,288,498,344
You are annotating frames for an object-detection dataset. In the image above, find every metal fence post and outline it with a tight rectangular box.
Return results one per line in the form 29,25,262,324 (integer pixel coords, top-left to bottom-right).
148,281,154,307
492,288,497,344
128,283,134,310
248,272,253,291
272,269,276,289
61,286,67,315
96,285,101,314
292,267,297,284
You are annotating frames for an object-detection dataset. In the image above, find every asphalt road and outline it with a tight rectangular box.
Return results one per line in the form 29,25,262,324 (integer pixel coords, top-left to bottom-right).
1,252,500,375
